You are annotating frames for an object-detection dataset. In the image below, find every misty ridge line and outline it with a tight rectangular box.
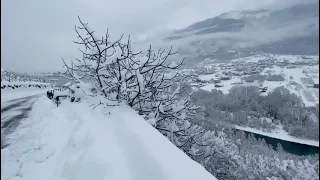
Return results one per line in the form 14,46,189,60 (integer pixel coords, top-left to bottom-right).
139,17,318,50
2,0,318,72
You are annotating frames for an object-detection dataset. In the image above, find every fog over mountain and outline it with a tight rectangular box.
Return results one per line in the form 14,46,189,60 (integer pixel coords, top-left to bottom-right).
2,0,318,72
142,0,319,67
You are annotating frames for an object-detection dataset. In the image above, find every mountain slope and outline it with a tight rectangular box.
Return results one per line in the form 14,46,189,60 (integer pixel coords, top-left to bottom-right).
164,0,319,67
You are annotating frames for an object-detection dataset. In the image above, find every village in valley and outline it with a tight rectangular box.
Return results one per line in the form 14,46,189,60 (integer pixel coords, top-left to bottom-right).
177,53,319,107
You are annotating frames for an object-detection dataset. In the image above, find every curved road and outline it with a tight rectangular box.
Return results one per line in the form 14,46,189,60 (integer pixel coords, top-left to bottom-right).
1,94,42,149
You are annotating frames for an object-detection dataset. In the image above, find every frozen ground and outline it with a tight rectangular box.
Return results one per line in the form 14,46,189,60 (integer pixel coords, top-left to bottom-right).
234,125,319,147
1,96,217,180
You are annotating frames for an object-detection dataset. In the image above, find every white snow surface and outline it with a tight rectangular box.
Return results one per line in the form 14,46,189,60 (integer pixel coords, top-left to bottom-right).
198,63,319,106
1,88,49,103
200,77,242,94
1,81,50,86
1,96,217,180
234,125,319,147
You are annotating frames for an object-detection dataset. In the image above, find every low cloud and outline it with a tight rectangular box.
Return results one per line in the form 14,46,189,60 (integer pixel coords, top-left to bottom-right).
134,7,318,63
1,0,316,72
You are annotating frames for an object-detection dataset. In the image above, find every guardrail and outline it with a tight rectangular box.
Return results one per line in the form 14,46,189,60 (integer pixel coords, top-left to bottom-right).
54,95,69,107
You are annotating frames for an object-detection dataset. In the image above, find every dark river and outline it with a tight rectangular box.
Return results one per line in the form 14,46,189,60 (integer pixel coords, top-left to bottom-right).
236,129,319,156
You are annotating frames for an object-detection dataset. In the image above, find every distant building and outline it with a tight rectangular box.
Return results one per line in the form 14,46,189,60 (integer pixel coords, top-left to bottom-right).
215,83,223,87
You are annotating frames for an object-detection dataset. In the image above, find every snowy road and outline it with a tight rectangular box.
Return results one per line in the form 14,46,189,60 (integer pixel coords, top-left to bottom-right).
1,96,217,180
1,94,42,149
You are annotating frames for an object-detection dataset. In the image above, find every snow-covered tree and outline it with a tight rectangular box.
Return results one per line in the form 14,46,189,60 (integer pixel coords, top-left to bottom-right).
60,17,319,180
61,16,199,140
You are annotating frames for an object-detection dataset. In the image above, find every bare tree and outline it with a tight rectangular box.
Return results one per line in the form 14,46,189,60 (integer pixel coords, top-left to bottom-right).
60,18,320,179
61,16,199,138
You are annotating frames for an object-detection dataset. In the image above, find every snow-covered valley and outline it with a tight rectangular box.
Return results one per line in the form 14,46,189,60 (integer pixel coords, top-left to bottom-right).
194,54,319,107
2,0,319,178
183,53,319,150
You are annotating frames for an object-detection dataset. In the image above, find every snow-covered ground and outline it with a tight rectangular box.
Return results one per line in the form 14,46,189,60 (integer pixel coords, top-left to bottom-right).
1,81,50,86
1,96,217,180
262,66,319,106
234,125,319,147
200,77,242,94
1,88,50,103
197,59,319,106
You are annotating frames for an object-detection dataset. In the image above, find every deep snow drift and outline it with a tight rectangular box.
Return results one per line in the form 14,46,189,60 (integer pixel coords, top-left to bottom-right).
1,96,217,180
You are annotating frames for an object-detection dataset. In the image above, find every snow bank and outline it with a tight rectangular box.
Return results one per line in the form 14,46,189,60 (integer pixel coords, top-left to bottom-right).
1,97,217,180
1,88,49,103
234,125,319,147
1,81,50,86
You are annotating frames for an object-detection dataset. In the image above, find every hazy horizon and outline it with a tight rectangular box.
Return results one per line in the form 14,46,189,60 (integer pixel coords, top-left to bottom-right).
1,0,308,73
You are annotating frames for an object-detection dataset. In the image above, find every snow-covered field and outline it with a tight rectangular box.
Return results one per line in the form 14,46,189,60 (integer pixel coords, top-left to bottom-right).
192,55,320,148
1,96,217,180
234,125,319,147
200,77,242,94
197,55,319,107
262,66,319,106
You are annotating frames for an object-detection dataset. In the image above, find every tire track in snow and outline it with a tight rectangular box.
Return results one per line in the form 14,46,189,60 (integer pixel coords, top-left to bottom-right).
1,99,29,113
1,94,42,149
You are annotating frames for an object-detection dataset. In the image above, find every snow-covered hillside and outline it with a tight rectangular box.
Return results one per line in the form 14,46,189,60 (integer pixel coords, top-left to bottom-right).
1,96,217,180
162,1,319,67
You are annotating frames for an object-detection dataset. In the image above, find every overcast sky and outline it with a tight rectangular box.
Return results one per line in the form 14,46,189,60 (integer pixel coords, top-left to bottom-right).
1,0,302,73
